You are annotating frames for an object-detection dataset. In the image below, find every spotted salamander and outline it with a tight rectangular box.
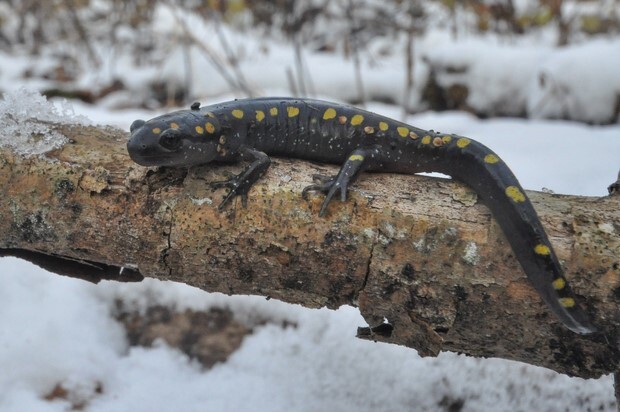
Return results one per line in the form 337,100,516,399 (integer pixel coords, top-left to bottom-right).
127,97,596,334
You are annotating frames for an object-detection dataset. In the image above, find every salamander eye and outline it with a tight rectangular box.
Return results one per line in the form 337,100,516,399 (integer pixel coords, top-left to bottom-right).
159,128,183,150
130,119,145,133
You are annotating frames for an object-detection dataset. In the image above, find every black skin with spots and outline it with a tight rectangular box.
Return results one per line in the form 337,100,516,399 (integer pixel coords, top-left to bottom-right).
128,97,597,334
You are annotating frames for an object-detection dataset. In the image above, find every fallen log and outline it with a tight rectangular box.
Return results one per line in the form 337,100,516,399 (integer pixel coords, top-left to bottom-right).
0,121,618,379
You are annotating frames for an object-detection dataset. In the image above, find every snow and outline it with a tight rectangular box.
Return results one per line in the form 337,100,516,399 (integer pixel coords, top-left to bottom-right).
0,257,615,411
0,258,124,411
0,89,89,156
526,38,620,124
423,41,548,117
422,38,620,123
0,1,619,410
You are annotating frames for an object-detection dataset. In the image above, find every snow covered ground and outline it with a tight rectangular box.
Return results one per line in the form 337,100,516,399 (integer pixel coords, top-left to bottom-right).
2,254,615,412
0,1,619,410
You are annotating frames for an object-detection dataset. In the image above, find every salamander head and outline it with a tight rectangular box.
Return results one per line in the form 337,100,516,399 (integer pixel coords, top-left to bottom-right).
127,107,222,167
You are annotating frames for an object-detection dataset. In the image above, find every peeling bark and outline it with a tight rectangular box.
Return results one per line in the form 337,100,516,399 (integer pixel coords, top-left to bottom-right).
0,122,618,379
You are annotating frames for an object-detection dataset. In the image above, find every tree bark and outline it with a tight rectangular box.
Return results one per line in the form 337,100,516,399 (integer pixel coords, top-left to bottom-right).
0,122,618,379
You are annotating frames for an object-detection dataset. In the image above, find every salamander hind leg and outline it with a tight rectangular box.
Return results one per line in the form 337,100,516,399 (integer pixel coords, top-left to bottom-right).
302,146,382,217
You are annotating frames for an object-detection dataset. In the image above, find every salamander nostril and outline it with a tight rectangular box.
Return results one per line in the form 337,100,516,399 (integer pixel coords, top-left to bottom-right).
141,144,146,149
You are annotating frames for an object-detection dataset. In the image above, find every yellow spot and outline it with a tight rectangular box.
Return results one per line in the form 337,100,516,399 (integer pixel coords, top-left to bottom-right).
287,106,300,117
552,278,566,290
270,107,278,116
323,108,337,120
349,154,364,161
559,297,575,308
484,154,500,164
205,112,216,118
152,127,161,134
397,127,409,137
505,186,526,203
364,126,375,134
442,135,452,144
432,137,444,147
456,137,471,148
338,116,347,124
351,114,364,126
195,126,204,134
232,109,244,119
170,122,180,129
409,132,418,139
256,110,265,122
534,244,551,256
421,136,432,145
205,122,215,134
379,122,389,131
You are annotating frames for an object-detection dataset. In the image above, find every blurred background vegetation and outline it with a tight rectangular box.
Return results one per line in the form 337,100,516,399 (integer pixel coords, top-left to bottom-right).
0,0,618,121
3,0,618,53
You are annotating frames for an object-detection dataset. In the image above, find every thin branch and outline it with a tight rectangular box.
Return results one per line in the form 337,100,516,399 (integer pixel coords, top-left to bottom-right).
63,0,100,66
293,36,308,97
345,0,365,106
167,4,255,97
212,14,254,96
402,14,416,119
286,66,298,96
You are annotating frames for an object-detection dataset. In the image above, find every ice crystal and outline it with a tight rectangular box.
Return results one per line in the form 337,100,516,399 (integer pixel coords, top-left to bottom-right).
0,88,90,156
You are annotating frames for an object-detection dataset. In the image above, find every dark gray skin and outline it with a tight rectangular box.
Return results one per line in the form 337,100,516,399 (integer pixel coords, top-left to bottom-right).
609,170,620,195
128,97,596,334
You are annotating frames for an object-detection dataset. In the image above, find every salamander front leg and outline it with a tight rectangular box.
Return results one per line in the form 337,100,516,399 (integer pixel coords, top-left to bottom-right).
210,146,271,210
302,146,382,217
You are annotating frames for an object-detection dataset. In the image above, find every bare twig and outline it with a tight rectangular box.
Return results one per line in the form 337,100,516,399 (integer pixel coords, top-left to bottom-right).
182,34,193,102
286,66,298,96
167,4,255,97
62,0,100,66
285,1,319,98
345,0,365,106
213,14,254,96
293,37,308,97
402,8,416,119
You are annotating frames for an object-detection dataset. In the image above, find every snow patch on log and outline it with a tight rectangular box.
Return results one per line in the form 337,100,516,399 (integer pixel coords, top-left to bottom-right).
0,89,89,155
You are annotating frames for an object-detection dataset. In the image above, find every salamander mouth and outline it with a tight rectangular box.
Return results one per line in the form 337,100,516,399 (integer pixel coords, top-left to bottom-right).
128,152,184,167
127,140,180,166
